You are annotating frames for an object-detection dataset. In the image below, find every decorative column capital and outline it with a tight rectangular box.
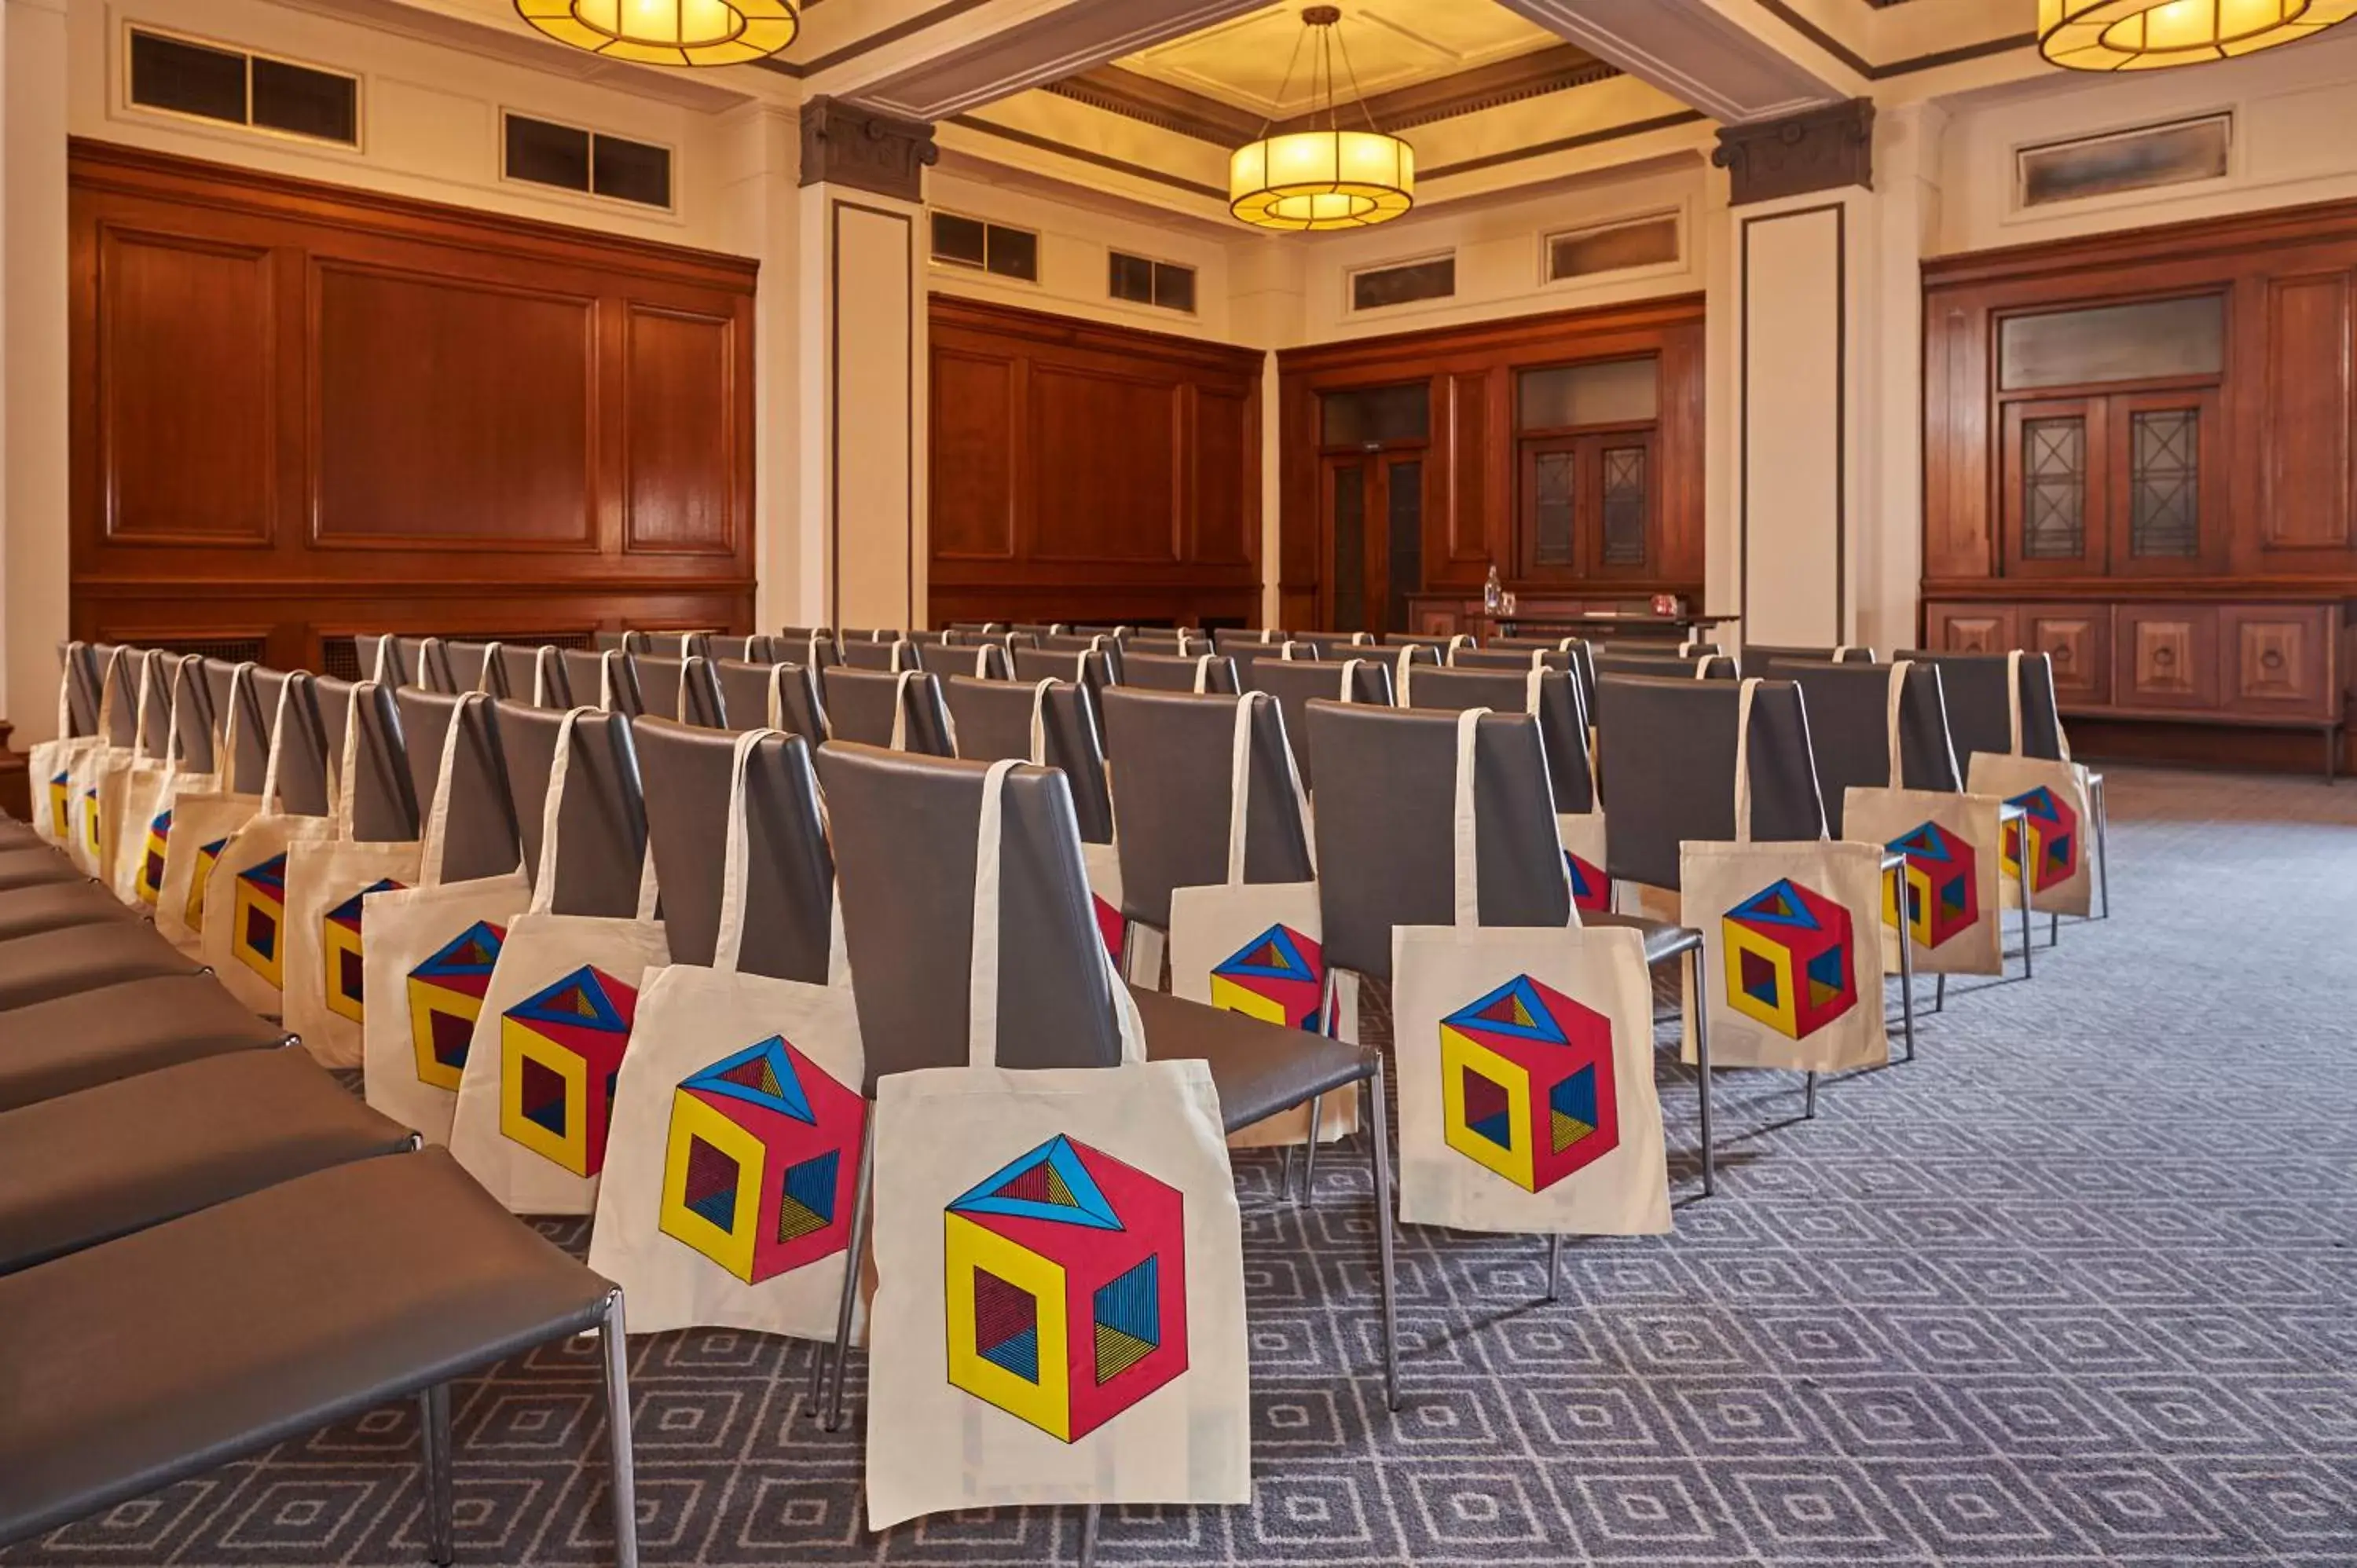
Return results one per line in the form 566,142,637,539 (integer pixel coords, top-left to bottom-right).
1711,98,1875,207
798,96,938,203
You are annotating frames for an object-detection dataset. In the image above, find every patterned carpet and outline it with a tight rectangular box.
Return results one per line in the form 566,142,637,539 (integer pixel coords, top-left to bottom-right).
10,765,2357,1566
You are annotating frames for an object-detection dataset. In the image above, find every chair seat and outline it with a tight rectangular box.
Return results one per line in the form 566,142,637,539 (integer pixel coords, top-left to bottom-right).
1585,910,1703,967
0,819,44,849
0,879,141,943
0,1149,613,1547
1127,986,1377,1134
0,844,84,893
0,1050,414,1275
0,921,198,1014
0,975,287,1114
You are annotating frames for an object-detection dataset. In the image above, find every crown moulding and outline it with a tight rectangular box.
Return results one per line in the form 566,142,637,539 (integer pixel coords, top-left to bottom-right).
1711,97,1874,206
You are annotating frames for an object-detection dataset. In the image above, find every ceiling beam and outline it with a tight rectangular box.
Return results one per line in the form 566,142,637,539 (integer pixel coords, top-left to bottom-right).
1490,0,1858,123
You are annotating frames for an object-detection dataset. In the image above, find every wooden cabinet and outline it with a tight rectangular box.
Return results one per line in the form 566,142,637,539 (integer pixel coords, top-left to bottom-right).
2223,605,2336,718
1924,603,2016,655
2115,604,2218,710
2024,604,2110,707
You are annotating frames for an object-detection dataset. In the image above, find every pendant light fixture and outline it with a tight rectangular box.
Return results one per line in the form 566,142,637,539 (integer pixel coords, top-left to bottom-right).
2039,0,2357,70
1230,6,1414,232
515,0,799,68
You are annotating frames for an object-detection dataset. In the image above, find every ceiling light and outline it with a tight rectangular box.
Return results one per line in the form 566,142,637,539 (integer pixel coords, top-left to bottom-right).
2040,0,2357,70
515,0,798,68
1230,6,1415,232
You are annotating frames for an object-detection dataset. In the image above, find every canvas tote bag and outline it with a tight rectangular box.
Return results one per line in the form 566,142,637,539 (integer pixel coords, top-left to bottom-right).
153,662,263,956
1011,676,1126,966
1392,709,1670,1235
280,682,427,1067
361,693,532,1145
91,650,170,899
1841,661,2005,977
26,643,99,848
1680,681,1889,1074
116,656,215,909
448,707,670,1215
60,646,137,878
588,728,868,1339
200,677,340,1016
1965,650,2094,918
1168,692,1355,1149
864,759,1250,1530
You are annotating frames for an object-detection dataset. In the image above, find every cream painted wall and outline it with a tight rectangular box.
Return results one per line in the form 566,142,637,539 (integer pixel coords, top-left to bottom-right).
1934,24,2357,255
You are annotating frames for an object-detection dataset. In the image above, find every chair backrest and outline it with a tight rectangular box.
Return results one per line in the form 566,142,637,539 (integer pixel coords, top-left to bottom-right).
317,676,423,841
1897,650,2067,763
1395,665,1594,813
491,644,561,706
396,636,458,694
838,627,902,643
705,634,779,664
1209,627,1287,657
559,648,638,716
258,671,334,816
93,648,140,747
1010,644,1115,693
1124,631,1203,659
914,639,1008,681
1289,632,1379,661
630,653,725,728
944,676,1115,844
1743,643,1876,675
60,642,101,738
818,745,1126,1092
1237,654,1392,788
394,689,521,882
713,658,829,743
1120,650,1239,694
1594,650,1738,681
1099,688,1313,929
836,637,907,672
1383,632,1457,650
819,666,955,756
442,641,504,697
1766,659,1962,831
1306,703,1569,980
1592,676,1826,888
1447,646,1563,672
593,630,633,654
355,634,406,687
493,702,649,917
169,654,218,775
632,717,835,980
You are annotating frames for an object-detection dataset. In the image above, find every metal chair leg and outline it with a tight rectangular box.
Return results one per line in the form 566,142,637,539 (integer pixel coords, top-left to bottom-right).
2018,852,2034,981
1366,1064,1401,1412
601,1291,640,1568
823,1130,878,1433
1687,947,1715,1199
1545,1233,1563,1303
2049,910,2059,947
1279,1145,1296,1203
1299,1094,1322,1207
1897,911,1917,1064
1804,1071,1819,1120
2093,773,2111,918
1935,973,1946,1013
1080,1503,1102,1568
418,1384,454,1568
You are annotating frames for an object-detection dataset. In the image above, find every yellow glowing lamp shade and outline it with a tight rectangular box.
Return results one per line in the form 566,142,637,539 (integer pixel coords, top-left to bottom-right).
2039,0,2357,69
514,0,798,66
1230,129,1414,232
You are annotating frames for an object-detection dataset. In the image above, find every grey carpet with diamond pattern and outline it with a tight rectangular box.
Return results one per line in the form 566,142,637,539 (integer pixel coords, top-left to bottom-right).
7,765,2354,1566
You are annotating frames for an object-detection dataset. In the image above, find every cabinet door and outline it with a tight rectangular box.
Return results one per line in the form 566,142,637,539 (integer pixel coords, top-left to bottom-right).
2023,604,2110,709
2220,606,2334,720
2115,604,2218,711
2000,398,2107,578
2106,390,2224,577
1924,603,2018,656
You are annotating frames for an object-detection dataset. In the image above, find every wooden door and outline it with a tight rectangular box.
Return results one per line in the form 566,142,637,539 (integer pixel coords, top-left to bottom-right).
1322,453,1426,636
1516,428,1657,581
2000,397,2108,578
2105,389,2223,577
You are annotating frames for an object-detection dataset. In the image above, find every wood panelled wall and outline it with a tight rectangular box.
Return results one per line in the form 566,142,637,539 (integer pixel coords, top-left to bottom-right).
70,140,757,669
1923,197,2357,772
1276,296,1706,634
928,295,1264,628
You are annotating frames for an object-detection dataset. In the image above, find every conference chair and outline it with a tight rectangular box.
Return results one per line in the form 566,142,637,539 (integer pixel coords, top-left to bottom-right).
1306,701,1713,1211
167,653,218,775
312,677,422,842
1392,665,1594,815
1594,650,1738,681
818,666,955,756
1125,629,1207,658
1290,631,1380,660
1209,627,1288,658
493,703,651,918
836,637,910,672
1450,645,1571,673
201,658,274,794
630,653,726,728
815,743,1398,1436
1743,643,1876,673
943,676,1114,844
632,718,834,979
1238,654,1391,789
713,658,830,745
913,637,1009,680
492,643,567,707
706,634,780,664
394,636,460,694
562,648,640,716
393,690,523,885
1120,650,1239,694
780,628,841,669
441,641,505,697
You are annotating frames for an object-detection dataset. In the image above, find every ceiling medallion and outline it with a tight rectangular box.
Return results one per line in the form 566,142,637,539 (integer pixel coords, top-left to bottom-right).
1229,5,1416,232
2039,0,2357,70
515,0,798,68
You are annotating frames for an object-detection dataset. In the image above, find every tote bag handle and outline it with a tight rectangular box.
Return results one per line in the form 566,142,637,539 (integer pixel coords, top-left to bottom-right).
2004,649,2024,756
157,654,201,787
1732,677,1759,845
53,640,85,739
415,691,487,888
1191,654,1214,694
530,647,560,709
331,680,372,841
254,673,306,817
1882,660,1912,786
967,758,1147,1070
711,725,786,974
90,645,132,748
478,643,504,696
1340,656,1366,704
127,649,167,765
1025,678,1057,766
218,661,257,786
886,670,919,753
1449,707,1488,929
528,705,660,920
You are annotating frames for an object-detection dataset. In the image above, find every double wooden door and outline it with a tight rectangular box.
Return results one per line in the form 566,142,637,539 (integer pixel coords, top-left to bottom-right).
1321,451,1425,636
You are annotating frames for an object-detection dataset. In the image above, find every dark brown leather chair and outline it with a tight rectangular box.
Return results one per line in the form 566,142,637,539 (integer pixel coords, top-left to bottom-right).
1305,700,1714,1200
706,634,779,664
1393,665,1596,814
314,677,421,843
816,742,1398,1423
944,676,1114,844
489,643,566,707
819,668,955,756
1012,643,1119,695
1290,632,1380,660
167,654,218,776
1120,650,1239,694
713,658,829,743
355,634,407,687
633,718,834,981
202,658,272,794
442,641,504,697
394,636,458,694
1592,676,1823,891
393,690,522,885
493,703,649,918
1766,660,1962,831
913,638,1008,680
1594,650,1738,681
0,972,288,1112
560,647,640,716
1743,643,1876,674
0,1149,638,1565
629,654,724,728
837,637,908,672
1210,628,1288,658
1237,654,1391,789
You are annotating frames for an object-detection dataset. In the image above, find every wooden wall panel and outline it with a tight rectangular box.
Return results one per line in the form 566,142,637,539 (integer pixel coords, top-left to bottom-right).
2261,273,2352,553
98,229,274,543
313,263,596,545
624,306,737,554
70,139,758,667
1445,371,1490,568
926,296,1263,628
